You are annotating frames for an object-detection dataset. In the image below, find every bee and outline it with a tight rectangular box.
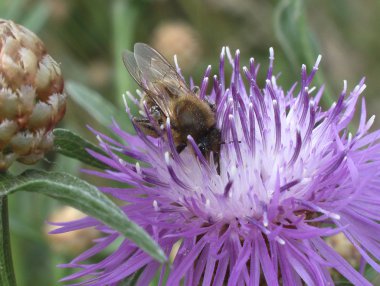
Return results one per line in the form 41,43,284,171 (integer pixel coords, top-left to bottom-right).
122,43,221,170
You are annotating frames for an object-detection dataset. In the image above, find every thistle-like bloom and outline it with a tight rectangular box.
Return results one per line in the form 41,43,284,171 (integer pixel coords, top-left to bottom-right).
56,48,380,285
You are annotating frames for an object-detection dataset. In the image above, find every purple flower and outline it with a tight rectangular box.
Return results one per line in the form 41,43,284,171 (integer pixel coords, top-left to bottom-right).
55,47,380,285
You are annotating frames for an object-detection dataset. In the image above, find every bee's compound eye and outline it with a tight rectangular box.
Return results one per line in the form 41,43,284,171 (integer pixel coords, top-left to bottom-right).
198,143,207,155
191,86,200,94
149,106,161,120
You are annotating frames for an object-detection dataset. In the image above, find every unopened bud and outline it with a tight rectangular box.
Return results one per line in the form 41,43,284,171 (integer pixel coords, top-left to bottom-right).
0,19,66,169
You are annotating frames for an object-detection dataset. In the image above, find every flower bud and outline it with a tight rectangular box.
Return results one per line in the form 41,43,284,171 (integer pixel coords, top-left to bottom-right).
0,19,66,169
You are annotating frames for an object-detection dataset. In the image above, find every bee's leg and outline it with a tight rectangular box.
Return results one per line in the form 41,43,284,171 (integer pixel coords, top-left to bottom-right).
133,118,160,138
176,143,187,154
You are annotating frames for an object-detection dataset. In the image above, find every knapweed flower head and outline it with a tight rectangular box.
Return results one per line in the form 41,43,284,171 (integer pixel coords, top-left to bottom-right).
56,47,380,286
0,19,66,169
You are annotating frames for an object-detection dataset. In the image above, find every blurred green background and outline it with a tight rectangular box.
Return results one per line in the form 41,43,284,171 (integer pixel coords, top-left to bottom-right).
2,0,380,285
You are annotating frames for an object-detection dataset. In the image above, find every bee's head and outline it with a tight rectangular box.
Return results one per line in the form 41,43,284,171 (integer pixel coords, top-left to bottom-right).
196,127,221,156
174,97,215,137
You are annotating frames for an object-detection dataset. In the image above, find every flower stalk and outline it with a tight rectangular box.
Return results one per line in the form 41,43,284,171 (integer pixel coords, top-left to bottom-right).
0,194,16,286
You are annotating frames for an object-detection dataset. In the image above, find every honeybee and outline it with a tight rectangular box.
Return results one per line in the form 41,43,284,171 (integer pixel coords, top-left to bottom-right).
123,43,221,170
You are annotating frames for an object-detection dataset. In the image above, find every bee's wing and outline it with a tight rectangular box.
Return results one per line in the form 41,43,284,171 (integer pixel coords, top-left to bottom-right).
123,43,190,117
133,43,190,94
122,49,145,88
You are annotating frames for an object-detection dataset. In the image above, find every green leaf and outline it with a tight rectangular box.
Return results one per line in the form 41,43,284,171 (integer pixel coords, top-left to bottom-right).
0,196,17,286
0,170,167,263
53,128,108,169
65,80,131,131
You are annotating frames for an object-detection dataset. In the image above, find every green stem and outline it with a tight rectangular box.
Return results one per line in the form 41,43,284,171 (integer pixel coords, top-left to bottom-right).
297,1,334,106
111,0,138,107
0,195,17,286
274,0,335,107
